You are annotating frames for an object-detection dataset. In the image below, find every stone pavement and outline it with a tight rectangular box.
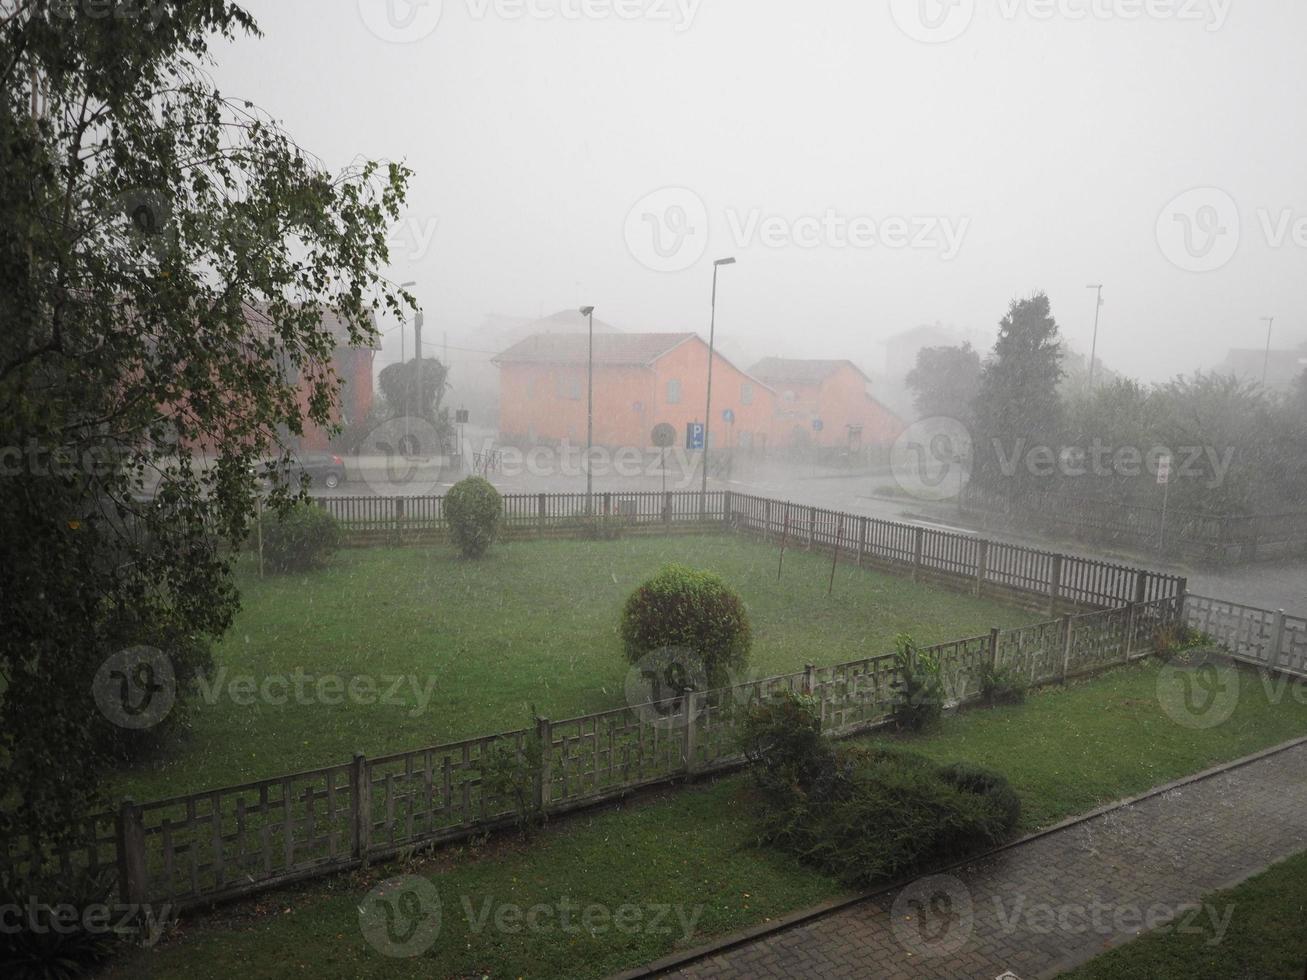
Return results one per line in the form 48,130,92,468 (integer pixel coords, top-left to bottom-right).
663,741,1307,980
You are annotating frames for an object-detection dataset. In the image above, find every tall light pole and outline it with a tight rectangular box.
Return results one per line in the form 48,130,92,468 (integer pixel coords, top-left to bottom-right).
1086,283,1103,392
1261,316,1275,385
580,305,595,514
700,257,736,510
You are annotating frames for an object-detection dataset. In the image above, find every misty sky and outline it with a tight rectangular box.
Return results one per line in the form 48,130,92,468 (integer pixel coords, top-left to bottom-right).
213,1,1307,385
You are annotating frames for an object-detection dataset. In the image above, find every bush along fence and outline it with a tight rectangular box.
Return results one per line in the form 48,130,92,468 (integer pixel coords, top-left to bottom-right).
317,490,1186,615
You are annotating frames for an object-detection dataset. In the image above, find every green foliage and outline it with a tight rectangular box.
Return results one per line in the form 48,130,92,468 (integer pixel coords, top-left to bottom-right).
0,868,122,979
905,342,982,425
620,564,752,689
1151,622,1206,661
977,660,1027,707
890,634,944,732
262,503,342,573
375,357,454,452
972,292,1066,493
477,724,545,836
444,477,502,558
0,4,412,858
742,694,1020,887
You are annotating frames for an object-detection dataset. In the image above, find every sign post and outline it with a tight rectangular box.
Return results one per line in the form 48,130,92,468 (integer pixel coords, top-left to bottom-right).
651,423,676,496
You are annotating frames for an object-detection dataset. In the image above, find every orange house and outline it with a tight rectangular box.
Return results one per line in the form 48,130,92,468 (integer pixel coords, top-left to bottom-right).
495,333,777,450
749,358,904,452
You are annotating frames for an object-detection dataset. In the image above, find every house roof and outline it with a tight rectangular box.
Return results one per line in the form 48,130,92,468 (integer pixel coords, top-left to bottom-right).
749,357,870,385
493,332,697,367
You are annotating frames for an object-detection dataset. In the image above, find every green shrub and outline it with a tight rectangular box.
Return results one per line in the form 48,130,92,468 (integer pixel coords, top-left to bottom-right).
262,502,342,573
1152,622,1206,661
478,726,545,836
620,564,751,689
890,634,944,732
978,660,1027,707
0,867,123,979
741,696,1021,887
444,476,502,558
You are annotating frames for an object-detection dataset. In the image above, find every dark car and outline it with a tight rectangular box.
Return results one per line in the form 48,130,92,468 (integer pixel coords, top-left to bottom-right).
260,452,347,490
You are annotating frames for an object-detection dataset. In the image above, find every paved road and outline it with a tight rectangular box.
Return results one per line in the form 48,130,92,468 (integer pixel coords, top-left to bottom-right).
665,742,1307,980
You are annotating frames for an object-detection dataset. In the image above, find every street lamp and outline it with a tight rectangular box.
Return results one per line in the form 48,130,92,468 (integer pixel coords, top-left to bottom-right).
1261,316,1275,385
701,257,736,511
1086,284,1103,392
580,305,596,514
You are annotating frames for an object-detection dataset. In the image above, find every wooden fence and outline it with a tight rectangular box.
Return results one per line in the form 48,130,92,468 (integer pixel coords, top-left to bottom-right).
316,490,1186,614
5,591,1198,911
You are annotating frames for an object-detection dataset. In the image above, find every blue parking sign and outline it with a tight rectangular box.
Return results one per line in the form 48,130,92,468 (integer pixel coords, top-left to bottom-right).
812,418,824,432
686,422,705,450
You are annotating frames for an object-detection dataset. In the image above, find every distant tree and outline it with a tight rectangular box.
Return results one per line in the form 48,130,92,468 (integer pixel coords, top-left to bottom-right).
1,4,411,859
905,343,982,424
971,293,1065,494
1057,378,1158,500
376,356,454,452
1059,347,1121,401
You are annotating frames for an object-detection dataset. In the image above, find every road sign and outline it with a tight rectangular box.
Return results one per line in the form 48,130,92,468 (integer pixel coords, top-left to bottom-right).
812,418,824,432
651,423,676,448
722,408,735,424
686,422,705,451
1157,454,1171,485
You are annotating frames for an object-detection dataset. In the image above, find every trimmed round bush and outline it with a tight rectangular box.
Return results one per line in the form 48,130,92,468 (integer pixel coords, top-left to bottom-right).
620,564,751,689
263,501,342,572
445,476,502,558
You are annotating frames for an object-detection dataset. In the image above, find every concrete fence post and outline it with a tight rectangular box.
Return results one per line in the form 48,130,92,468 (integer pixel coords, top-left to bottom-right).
911,526,925,582
1270,610,1286,670
808,507,816,550
858,516,868,567
988,627,1001,673
535,716,552,810
975,539,990,597
351,752,370,862
723,490,733,527
1049,554,1063,615
764,498,773,543
116,798,148,906
1124,601,1138,662
537,493,546,537
682,693,698,775
803,662,816,695
663,491,672,524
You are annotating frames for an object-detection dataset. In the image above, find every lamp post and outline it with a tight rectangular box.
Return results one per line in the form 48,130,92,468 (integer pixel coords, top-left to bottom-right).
700,257,736,511
580,305,595,514
1086,283,1103,392
399,281,417,449
1261,316,1275,385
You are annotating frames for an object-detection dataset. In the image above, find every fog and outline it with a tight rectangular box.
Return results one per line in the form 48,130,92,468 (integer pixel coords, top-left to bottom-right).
214,0,1307,383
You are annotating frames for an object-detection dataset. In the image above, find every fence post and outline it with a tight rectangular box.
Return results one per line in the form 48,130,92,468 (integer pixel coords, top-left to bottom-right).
116,798,148,906
663,491,672,524
602,491,611,517
682,693,698,775
351,752,370,862
911,526,924,582
1134,571,1149,605
974,539,990,597
988,627,1000,672
723,490,733,527
1270,610,1286,670
858,516,868,567
1049,554,1063,615
807,507,816,550
764,498,772,542
1060,613,1074,683
1124,601,1138,662
535,717,552,810
803,662,816,695
537,493,546,537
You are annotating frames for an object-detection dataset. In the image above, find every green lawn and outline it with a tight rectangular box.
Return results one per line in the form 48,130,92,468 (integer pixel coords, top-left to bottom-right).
1063,849,1307,980
112,535,1031,801
107,661,1307,980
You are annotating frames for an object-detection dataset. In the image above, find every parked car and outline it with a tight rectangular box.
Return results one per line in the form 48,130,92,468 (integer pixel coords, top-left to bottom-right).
259,452,347,490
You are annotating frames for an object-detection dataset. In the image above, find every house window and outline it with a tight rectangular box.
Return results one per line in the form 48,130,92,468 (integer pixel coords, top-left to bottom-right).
567,375,582,401
741,382,754,405
782,390,796,403
666,378,682,404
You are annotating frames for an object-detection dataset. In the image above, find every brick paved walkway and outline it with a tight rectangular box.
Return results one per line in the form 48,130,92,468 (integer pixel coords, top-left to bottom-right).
664,742,1307,980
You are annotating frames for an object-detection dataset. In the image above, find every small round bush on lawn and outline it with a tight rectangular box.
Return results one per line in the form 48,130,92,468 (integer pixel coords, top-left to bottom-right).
445,476,502,558
263,501,342,572
620,564,751,689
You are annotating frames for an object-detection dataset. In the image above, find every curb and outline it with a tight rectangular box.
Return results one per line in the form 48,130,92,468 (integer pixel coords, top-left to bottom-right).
608,733,1307,980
